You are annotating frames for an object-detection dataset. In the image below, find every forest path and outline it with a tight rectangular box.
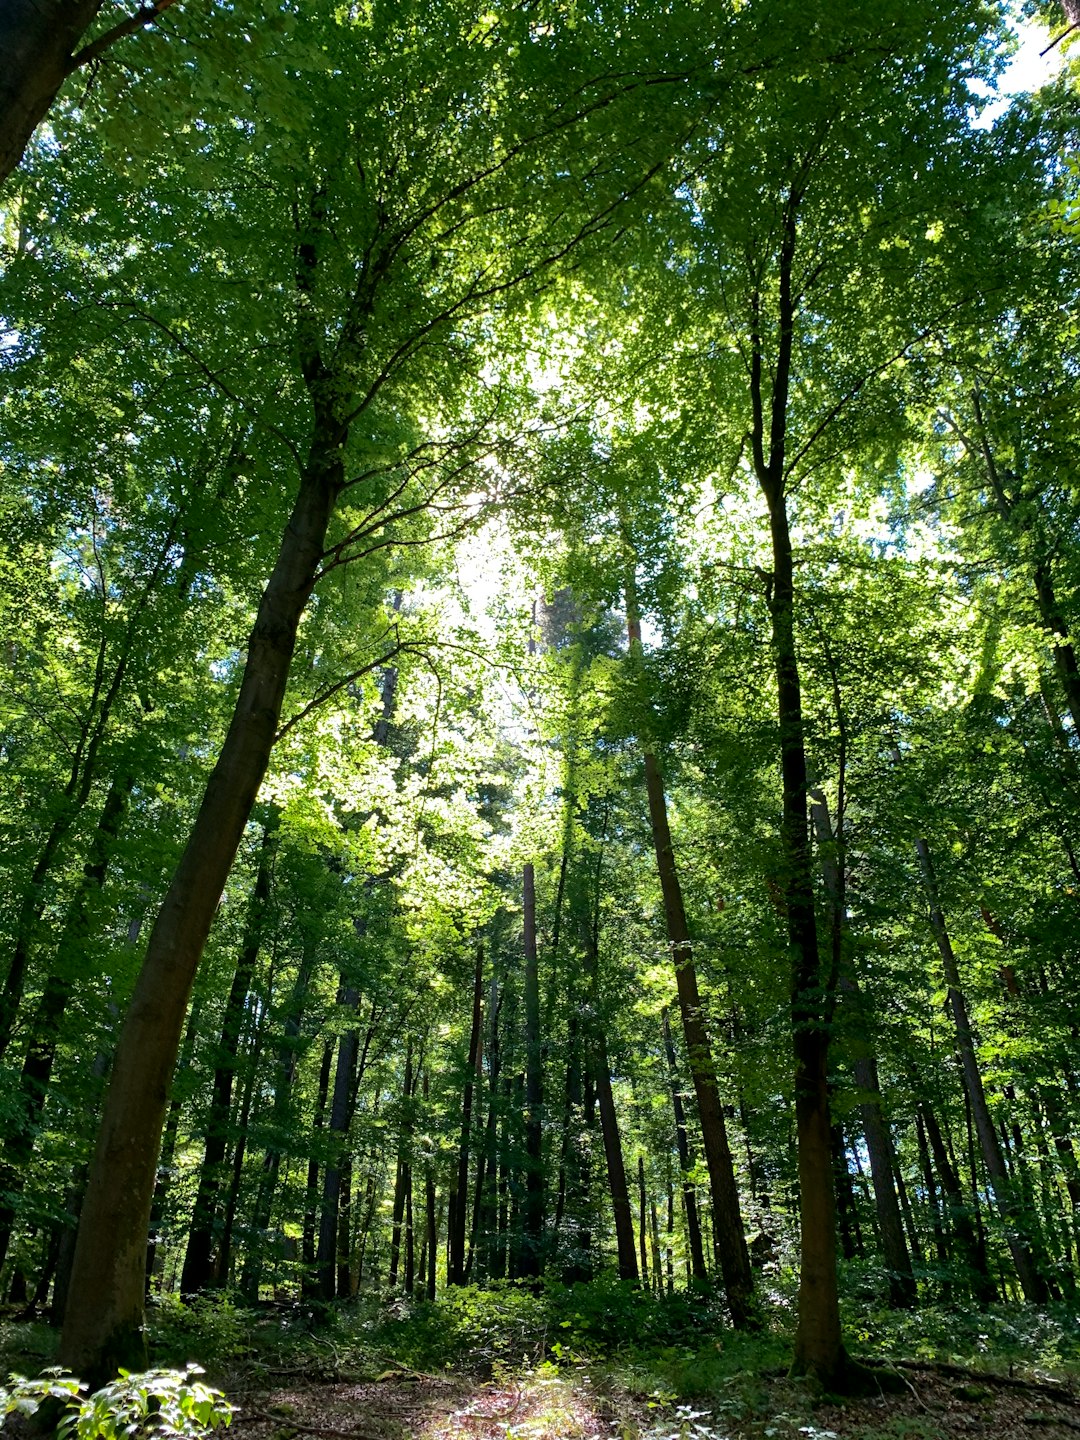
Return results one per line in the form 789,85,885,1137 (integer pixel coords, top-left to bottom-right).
227,1361,1080,1440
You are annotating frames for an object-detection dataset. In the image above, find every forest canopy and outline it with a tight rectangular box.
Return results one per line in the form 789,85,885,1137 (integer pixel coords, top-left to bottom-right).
1,0,1080,1420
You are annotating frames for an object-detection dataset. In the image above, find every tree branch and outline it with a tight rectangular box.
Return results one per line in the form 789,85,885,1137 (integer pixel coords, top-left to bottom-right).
68,0,180,74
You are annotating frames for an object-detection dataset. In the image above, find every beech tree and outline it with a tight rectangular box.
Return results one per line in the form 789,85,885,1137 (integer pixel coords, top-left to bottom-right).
2,0,1080,1394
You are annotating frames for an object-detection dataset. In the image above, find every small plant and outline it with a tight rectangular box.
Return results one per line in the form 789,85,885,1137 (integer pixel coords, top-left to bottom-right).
0,1365,233,1439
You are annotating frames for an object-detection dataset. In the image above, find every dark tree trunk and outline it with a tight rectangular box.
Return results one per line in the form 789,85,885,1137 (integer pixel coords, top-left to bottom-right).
661,1007,708,1285
0,0,183,184
521,865,545,1277
316,989,366,1301
214,1022,261,1287
642,743,752,1319
742,168,856,1383
580,849,637,1282
449,949,483,1285
0,770,133,1271
913,834,1048,1303
811,790,914,1307
302,1039,335,1297
145,999,203,1291
637,1155,650,1288
60,410,346,1380
240,941,319,1300
181,818,276,1296
831,1126,861,1262
918,1098,996,1302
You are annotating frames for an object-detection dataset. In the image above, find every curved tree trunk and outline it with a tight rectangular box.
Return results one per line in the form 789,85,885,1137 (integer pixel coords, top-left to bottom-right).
59,425,343,1383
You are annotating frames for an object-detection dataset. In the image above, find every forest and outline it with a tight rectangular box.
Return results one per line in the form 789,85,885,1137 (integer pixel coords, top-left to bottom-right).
1,0,1080,1436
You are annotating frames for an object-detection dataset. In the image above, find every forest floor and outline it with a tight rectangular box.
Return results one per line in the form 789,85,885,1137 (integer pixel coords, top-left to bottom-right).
227,1357,1080,1440
3,1283,1079,1440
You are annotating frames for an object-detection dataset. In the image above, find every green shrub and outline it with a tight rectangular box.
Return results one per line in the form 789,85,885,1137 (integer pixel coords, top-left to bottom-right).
0,1365,233,1439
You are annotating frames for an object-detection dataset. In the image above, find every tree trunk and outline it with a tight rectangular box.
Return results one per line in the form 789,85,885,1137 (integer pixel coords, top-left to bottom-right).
302,1039,335,1298
240,940,319,1300
810,789,914,1307
214,1021,261,1287
918,1098,996,1302
913,834,1048,1303
0,0,184,184
0,770,133,1271
640,744,751,1310
581,848,637,1282
60,419,345,1380
316,987,365,1301
637,1155,650,1288
449,949,483,1285
181,817,276,1295
661,1007,708,1285
521,864,545,1277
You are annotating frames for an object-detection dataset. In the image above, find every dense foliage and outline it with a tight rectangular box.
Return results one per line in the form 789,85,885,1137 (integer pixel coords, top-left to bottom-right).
1,0,1079,1407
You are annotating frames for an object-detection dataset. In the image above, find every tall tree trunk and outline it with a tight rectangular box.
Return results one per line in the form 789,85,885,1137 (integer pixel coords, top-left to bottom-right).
316,988,366,1301
181,817,276,1296
637,1155,650,1288
810,789,914,1307
240,941,319,1300
913,834,1048,1303
449,949,483,1285
521,865,545,1277
581,845,637,1282
0,770,133,1271
302,1039,335,1299
214,1021,261,1287
918,1098,996,1302
624,567,752,1326
661,1007,708,1285
59,405,348,1379
145,998,203,1292
831,1126,861,1262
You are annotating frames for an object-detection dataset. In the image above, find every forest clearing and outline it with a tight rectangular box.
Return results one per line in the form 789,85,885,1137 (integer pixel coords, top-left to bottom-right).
2,0,1080,1434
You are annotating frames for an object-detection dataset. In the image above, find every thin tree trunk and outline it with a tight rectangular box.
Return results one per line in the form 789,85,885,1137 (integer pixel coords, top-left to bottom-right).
661,1007,708,1285
521,865,544,1277
240,940,319,1300
581,846,637,1282
181,817,276,1295
623,561,752,1323
913,834,1048,1303
831,1126,860,1262
316,989,367,1301
919,1098,996,1302
302,1040,335,1298
214,1022,261,1287
449,949,483,1284
0,771,133,1271
637,1155,650,1288
810,789,914,1307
